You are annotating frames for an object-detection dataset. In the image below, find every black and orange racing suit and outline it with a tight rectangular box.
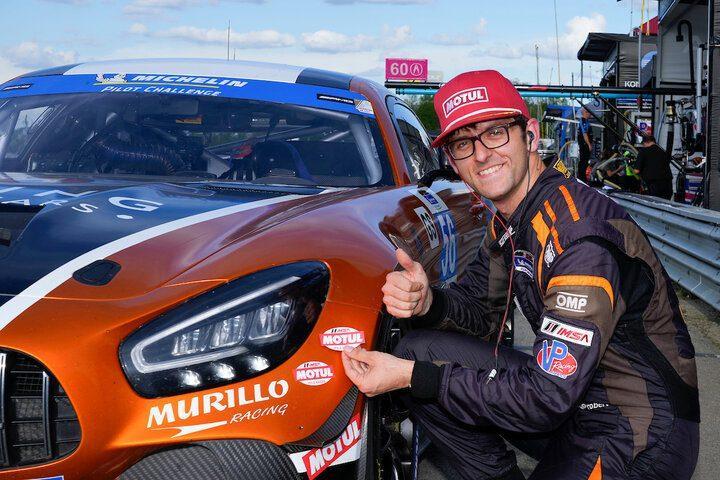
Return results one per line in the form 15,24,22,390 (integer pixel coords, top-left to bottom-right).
395,161,700,480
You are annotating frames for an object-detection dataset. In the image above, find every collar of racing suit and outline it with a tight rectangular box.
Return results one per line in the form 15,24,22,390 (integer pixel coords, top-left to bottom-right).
487,164,566,253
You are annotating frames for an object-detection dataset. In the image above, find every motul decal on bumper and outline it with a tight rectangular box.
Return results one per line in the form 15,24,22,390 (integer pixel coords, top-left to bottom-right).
288,414,362,479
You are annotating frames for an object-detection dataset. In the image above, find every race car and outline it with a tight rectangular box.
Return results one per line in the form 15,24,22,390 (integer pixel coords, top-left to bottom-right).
0,59,484,479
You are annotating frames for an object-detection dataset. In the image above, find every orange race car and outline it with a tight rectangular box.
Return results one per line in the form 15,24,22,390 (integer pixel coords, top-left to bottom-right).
0,59,486,479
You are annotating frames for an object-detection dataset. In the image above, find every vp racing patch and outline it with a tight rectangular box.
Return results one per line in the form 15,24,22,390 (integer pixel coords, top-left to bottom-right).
536,339,577,379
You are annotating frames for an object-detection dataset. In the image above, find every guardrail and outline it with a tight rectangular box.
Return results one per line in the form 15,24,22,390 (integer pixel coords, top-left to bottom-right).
609,192,720,312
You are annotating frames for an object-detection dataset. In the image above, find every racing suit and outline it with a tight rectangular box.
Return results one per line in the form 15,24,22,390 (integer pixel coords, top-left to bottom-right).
395,162,700,480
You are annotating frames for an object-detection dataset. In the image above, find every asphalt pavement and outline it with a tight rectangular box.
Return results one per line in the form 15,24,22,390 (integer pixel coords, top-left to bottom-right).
418,290,720,480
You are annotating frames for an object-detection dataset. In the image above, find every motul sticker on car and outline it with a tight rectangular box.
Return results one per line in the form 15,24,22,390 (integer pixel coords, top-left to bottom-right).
302,414,361,480
295,361,334,386
320,327,365,351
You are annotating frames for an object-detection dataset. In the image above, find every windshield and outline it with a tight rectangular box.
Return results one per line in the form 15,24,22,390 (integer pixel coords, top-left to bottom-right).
0,92,392,187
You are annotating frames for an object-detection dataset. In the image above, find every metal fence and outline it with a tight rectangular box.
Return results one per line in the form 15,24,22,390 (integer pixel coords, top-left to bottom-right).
610,192,720,312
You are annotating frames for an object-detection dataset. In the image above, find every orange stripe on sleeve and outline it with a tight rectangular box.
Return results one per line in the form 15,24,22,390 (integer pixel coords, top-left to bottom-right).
547,275,614,308
559,185,580,221
588,455,602,480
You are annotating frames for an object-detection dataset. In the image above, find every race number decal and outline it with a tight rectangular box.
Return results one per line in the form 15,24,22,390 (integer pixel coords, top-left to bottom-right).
414,206,440,249
436,211,457,282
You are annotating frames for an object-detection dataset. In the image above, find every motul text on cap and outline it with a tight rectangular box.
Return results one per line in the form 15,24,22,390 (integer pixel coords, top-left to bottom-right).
431,70,530,147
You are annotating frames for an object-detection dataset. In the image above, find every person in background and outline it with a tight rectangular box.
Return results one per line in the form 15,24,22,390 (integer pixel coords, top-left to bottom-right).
633,134,674,200
576,107,593,183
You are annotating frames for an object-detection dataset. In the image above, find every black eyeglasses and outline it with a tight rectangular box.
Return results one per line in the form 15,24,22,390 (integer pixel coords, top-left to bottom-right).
444,119,525,160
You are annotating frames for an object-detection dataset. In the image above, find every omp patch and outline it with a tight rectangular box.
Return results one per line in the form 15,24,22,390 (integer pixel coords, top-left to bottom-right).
513,249,534,278
410,188,449,214
295,361,334,386
536,339,577,379
540,316,594,347
544,241,556,267
320,327,365,351
414,206,440,249
301,414,362,480
436,211,457,282
555,291,589,313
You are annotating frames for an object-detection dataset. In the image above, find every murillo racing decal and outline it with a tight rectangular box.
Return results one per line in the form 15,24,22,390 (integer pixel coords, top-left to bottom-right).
295,361,334,386
295,414,362,480
537,339,577,379
0,191,303,330
320,327,366,351
540,316,594,347
148,379,289,438
414,206,440,249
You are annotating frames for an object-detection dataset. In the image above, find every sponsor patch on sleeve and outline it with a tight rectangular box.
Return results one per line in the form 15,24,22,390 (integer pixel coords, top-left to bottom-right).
540,315,594,347
554,291,589,314
536,339,577,379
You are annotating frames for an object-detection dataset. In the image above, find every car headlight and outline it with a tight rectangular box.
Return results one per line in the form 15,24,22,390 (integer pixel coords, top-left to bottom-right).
119,262,329,397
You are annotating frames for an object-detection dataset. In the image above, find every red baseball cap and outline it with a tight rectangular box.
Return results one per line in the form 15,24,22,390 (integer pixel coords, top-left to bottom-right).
431,70,529,147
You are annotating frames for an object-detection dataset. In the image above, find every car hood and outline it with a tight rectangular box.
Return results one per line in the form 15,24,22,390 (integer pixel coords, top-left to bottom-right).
0,175,333,303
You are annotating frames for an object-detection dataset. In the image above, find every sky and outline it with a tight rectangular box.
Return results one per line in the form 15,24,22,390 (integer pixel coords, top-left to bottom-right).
0,0,659,85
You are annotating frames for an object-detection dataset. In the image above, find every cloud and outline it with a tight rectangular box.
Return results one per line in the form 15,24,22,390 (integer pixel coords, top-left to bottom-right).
302,25,411,53
3,42,78,70
432,19,486,46
325,0,431,4
129,23,149,34
123,0,266,16
470,13,605,61
39,0,90,4
155,26,295,48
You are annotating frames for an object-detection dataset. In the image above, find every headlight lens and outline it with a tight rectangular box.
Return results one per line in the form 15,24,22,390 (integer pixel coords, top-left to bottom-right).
120,262,329,397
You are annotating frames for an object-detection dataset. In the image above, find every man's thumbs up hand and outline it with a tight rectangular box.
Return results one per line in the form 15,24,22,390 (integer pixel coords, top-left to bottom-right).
381,249,432,318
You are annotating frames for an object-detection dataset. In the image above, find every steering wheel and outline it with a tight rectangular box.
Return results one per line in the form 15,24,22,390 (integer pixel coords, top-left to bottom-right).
252,140,316,182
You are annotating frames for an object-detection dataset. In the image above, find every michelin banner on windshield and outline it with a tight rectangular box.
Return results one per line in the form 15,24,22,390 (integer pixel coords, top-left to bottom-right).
0,73,375,117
